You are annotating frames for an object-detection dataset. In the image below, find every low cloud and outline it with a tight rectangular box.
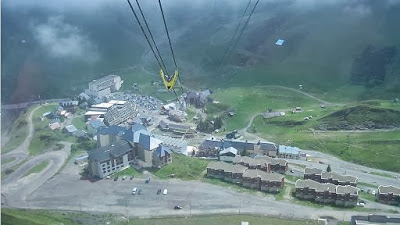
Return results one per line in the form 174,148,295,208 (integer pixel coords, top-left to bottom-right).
31,17,100,63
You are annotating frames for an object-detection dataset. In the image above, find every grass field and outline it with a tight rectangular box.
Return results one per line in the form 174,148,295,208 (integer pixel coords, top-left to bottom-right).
29,103,75,155
1,157,15,165
209,86,321,131
129,215,314,225
113,167,143,178
24,161,49,177
1,107,33,154
152,153,210,180
1,209,315,225
71,116,87,130
359,192,377,202
250,109,400,172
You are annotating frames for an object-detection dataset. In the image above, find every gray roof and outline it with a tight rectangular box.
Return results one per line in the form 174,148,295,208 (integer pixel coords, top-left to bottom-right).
154,145,171,157
64,125,77,133
295,179,336,193
138,133,162,150
336,185,359,195
207,161,247,173
220,147,238,156
88,141,132,162
98,125,126,135
278,145,300,155
243,169,283,181
378,185,400,195
260,142,278,151
304,167,323,175
254,155,287,167
321,172,357,183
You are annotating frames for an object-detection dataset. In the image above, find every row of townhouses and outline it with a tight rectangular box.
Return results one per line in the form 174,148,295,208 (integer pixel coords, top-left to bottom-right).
295,179,359,207
377,185,400,205
88,124,172,178
304,168,358,186
200,138,278,158
207,161,285,192
232,156,288,174
199,138,301,159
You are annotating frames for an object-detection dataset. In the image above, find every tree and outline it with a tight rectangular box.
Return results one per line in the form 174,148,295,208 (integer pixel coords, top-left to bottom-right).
327,164,332,172
214,117,223,129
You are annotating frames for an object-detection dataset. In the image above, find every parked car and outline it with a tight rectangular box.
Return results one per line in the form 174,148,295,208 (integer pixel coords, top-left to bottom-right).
122,176,127,180
106,176,111,179
130,176,134,180
138,189,142,195
114,177,118,181
163,189,168,195
145,177,150,184
174,205,183,210
357,202,365,207
132,187,137,195
157,189,162,195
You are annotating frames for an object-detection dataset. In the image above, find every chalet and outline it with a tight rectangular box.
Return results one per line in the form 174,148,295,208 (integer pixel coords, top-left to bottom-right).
351,215,400,225
304,168,358,186
295,179,359,207
304,168,323,181
320,172,358,186
278,145,300,159
199,138,278,158
377,185,400,205
219,147,238,162
336,185,359,207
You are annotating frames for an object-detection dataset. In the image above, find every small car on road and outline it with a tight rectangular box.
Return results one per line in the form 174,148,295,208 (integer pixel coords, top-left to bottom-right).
132,187,137,195
157,189,162,195
163,189,168,195
114,177,118,181
174,205,183,210
138,189,142,195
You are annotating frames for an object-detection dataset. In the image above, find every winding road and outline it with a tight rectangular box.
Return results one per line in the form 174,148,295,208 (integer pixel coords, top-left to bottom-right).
2,105,41,170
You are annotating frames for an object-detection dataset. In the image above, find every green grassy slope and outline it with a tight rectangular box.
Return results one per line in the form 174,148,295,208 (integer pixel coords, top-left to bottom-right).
316,105,400,130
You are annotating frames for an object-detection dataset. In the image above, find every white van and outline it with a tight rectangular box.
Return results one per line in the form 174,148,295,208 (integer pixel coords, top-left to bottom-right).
132,187,137,195
163,189,168,195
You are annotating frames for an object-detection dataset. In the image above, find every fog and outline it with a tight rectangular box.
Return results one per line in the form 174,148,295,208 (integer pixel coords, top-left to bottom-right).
2,0,400,103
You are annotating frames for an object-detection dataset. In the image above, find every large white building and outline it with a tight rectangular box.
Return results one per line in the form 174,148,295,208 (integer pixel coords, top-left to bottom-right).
85,75,124,98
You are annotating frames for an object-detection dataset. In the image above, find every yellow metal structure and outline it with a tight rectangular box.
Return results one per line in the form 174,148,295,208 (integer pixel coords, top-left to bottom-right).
159,69,179,90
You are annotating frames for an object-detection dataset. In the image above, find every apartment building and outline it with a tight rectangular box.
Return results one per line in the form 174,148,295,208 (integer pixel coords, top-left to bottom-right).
377,185,400,205
304,168,358,186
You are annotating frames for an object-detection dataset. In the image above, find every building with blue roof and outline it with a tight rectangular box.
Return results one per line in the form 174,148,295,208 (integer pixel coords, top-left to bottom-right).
199,138,278,158
278,145,300,159
153,145,172,167
90,123,171,174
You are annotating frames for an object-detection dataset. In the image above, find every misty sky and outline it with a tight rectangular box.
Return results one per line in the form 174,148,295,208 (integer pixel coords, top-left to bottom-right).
2,0,400,103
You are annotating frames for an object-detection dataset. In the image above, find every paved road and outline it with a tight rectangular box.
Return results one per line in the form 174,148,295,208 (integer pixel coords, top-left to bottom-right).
256,85,346,106
2,142,72,185
2,142,71,206
2,105,41,170
2,99,70,110
289,150,400,187
4,169,395,221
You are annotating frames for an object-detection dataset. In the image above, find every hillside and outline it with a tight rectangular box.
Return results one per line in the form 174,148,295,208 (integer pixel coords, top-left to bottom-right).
2,1,400,104
315,105,400,130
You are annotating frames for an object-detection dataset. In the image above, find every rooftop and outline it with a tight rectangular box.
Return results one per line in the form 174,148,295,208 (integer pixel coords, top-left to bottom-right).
91,103,114,109
304,167,323,175
279,145,300,155
207,161,247,173
138,133,162,150
321,172,358,183
243,169,284,181
98,125,126,136
64,125,77,133
378,185,400,195
220,147,238,156
88,141,132,162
